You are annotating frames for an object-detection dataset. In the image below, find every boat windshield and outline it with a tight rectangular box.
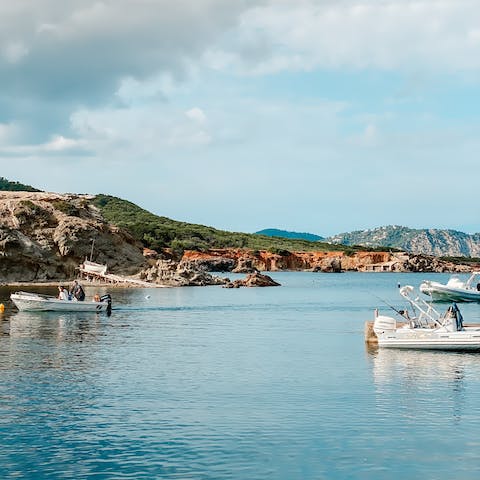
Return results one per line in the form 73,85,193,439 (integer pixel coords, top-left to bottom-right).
465,272,480,290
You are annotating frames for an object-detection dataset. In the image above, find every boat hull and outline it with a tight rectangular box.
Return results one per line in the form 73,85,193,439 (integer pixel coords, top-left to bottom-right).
421,280,480,302
378,341,480,351
377,329,480,351
11,293,110,312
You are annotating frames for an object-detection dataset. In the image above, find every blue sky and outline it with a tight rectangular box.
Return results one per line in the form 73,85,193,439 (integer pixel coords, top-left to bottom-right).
1,0,480,236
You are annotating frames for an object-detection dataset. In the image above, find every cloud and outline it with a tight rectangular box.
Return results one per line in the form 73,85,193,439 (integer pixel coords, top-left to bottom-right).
0,0,256,148
2,1,480,113
0,1,256,103
0,134,88,157
3,0,480,152
0,122,19,144
44,134,84,152
209,0,480,74
2,42,29,64
69,102,213,155
185,107,208,125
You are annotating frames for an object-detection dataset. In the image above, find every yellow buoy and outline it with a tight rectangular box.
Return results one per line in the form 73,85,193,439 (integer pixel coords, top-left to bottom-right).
0,303,4,313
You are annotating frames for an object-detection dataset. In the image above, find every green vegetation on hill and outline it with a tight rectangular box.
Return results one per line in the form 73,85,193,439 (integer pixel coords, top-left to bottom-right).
0,177,41,192
93,194,374,254
440,256,480,266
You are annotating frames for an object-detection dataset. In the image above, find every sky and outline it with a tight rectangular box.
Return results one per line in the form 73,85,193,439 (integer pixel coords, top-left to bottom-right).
1,0,480,237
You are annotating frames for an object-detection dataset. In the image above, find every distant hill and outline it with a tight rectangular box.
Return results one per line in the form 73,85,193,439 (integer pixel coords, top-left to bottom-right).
326,225,480,257
255,228,324,242
0,177,41,192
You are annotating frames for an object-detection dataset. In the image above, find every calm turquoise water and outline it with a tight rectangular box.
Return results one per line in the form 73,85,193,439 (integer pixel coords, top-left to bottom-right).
2,272,480,479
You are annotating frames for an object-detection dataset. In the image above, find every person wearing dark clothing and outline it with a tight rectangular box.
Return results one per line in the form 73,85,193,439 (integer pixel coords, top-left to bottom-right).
70,280,86,301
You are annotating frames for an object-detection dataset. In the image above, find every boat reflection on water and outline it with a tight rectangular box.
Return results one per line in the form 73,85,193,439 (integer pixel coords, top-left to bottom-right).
366,345,480,383
1,311,106,373
6,310,104,341
366,345,480,422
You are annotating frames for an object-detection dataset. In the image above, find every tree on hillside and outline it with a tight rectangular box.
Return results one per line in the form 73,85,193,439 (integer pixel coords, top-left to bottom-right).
0,177,41,192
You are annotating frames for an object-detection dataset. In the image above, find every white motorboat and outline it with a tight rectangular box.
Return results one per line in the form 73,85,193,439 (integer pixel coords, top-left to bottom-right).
420,272,480,302
10,291,112,313
372,285,480,351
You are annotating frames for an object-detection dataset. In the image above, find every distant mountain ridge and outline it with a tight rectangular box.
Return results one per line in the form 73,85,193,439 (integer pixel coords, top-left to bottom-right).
326,225,480,257
255,228,324,242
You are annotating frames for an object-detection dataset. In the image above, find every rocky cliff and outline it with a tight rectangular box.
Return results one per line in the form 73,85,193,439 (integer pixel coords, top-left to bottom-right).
327,225,480,257
181,249,472,273
0,191,146,282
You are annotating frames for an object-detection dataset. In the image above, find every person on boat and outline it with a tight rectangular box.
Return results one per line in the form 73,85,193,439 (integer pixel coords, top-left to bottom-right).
58,286,69,301
70,280,86,301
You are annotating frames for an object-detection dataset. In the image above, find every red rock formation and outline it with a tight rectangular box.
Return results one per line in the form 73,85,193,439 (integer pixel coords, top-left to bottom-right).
181,248,471,273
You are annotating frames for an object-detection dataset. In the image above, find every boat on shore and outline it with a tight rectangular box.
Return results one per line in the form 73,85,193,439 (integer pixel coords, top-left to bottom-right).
10,291,112,313
420,272,480,302
368,285,480,351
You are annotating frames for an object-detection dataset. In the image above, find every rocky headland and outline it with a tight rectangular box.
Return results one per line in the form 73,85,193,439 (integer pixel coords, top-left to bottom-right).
0,192,475,286
0,191,224,287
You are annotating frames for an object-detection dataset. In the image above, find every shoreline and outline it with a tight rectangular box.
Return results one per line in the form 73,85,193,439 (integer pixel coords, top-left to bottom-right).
0,269,461,289
0,280,164,288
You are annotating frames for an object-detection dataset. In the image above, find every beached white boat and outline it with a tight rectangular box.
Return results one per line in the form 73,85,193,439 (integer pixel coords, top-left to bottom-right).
420,272,480,302
372,286,480,351
10,291,112,313
80,259,108,276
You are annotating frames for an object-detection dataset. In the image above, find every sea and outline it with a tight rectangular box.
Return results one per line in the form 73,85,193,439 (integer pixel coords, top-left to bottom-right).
1,271,480,479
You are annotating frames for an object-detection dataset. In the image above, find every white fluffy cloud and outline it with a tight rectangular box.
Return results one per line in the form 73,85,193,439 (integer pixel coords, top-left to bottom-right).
69,102,212,155
0,0,256,151
209,0,480,74
4,0,480,109
2,0,480,152
0,0,255,100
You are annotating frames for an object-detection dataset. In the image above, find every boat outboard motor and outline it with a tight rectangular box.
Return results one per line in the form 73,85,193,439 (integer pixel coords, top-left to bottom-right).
373,314,396,335
100,294,112,315
444,304,463,331
452,303,463,331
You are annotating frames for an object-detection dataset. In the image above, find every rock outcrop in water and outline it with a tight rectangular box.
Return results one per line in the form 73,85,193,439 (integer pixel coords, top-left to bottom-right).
138,257,227,287
224,272,281,288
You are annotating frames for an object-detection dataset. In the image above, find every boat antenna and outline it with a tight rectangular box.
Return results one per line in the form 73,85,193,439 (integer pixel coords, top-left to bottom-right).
89,238,95,262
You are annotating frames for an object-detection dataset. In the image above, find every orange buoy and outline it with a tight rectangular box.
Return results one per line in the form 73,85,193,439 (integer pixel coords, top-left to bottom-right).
0,303,4,313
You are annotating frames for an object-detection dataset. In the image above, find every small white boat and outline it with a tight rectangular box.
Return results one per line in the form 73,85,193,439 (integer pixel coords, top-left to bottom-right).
372,285,480,351
420,272,480,302
10,291,112,313
80,259,108,276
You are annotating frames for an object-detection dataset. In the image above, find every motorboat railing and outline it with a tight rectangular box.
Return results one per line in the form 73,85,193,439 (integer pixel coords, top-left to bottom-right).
399,285,451,329
464,272,480,290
